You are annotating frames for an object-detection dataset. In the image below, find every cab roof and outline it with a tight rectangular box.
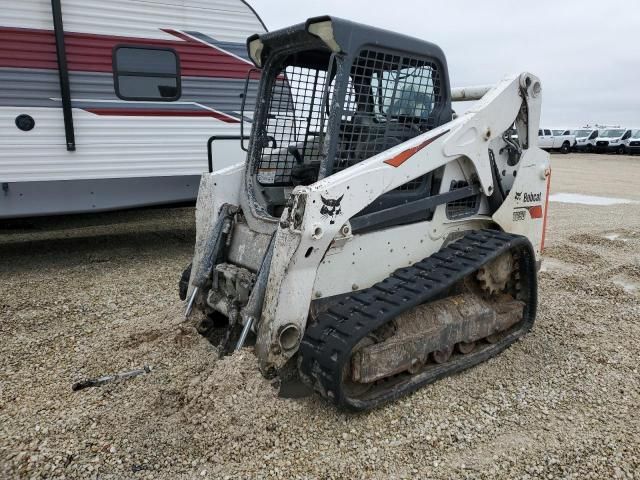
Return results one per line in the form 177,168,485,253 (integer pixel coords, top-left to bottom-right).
246,15,447,69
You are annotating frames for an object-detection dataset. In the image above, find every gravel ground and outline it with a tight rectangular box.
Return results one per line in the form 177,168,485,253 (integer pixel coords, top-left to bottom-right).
1,153,639,479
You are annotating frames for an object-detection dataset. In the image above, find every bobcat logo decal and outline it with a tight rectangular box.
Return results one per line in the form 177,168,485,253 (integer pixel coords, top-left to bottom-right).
320,194,344,224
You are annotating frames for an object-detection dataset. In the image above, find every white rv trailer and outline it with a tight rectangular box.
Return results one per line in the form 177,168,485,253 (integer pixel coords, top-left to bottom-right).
0,0,266,218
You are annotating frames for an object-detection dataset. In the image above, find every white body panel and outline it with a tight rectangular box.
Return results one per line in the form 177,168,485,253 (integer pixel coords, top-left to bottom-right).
1,111,244,181
313,216,490,299
1,0,262,40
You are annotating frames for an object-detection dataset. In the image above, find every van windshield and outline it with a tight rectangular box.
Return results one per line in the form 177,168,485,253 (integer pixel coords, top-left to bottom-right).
632,131,640,139
575,130,592,137
601,129,624,138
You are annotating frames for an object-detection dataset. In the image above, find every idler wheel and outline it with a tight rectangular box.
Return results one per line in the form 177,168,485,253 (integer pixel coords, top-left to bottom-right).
457,341,476,354
432,345,454,364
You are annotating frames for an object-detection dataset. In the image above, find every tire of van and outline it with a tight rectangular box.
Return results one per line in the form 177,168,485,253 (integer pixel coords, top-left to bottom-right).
560,142,570,154
616,145,626,154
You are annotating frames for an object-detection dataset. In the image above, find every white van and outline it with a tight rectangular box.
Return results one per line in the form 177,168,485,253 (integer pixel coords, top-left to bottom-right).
594,129,633,154
573,129,599,152
624,129,640,154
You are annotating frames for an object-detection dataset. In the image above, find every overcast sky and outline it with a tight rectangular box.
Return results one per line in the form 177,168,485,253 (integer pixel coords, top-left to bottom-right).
249,0,640,128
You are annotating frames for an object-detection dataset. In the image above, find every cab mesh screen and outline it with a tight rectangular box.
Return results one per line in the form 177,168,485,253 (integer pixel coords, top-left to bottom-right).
333,49,442,191
255,64,331,186
255,49,442,188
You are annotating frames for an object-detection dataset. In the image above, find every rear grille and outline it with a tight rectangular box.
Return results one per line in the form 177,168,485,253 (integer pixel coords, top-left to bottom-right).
446,180,480,220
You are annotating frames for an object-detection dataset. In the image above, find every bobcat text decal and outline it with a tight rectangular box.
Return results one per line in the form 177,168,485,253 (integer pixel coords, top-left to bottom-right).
515,191,542,203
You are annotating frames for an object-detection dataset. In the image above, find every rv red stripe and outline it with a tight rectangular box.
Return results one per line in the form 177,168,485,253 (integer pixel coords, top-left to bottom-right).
0,26,254,79
84,108,240,123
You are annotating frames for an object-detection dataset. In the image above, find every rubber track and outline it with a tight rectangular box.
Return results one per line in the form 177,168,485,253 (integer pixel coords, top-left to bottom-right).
298,229,537,411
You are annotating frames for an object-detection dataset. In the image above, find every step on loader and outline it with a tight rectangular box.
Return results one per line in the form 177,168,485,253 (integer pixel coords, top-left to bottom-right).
179,16,551,410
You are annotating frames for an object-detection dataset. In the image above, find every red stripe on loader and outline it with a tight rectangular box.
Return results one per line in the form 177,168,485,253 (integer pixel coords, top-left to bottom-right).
384,130,449,168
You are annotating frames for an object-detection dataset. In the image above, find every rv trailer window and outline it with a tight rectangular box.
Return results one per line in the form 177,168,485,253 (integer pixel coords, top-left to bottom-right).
114,46,180,101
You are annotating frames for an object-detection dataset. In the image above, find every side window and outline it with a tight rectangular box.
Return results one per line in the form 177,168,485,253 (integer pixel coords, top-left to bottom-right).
589,131,598,140
544,129,551,136
538,129,543,136
113,46,180,101
622,130,631,140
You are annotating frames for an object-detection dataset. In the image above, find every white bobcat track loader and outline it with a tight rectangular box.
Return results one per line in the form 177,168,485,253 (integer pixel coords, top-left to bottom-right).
179,16,551,410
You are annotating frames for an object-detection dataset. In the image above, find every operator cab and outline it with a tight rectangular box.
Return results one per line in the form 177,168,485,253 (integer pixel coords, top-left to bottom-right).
243,16,453,226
